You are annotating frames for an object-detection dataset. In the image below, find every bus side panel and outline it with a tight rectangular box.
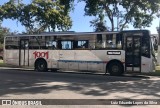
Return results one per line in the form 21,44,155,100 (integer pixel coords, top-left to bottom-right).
88,62,104,71
29,50,60,69
141,56,154,73
5,50,19,66
75,50,103,72
74,50,124,72
48,50,59,69
58,61,68,69
91,50,125,72
58,50,75,70
78,62,88,71
28,49,125,73
69,62,79,70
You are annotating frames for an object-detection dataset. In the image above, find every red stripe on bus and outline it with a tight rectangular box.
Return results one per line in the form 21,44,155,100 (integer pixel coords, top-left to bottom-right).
103,61,108,63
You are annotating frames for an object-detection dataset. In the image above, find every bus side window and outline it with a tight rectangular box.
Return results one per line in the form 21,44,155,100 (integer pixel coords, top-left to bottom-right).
52,45,56,49
77,40,88,49
65,44,69,49
141,37,150,58
46,40,57,49
5,37,19,49
106,34,113,49
57,40,62,49
116,34,122,49
105,33,122,49
61,41,72,50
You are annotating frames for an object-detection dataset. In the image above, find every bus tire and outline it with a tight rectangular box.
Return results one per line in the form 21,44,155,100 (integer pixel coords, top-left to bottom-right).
35,59,47,72
107,61,123,76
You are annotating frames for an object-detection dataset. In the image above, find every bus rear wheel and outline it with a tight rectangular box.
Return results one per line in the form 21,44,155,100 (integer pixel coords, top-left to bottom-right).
108,62,123,76
35,59,47,72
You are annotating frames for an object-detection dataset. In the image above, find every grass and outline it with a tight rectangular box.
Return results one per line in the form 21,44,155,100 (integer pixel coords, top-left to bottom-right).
0,60,19,68
135,66,160,76
0,60,4,65
0,60,9,67
142,72,160,76
149,66,160,76
142,71,160,76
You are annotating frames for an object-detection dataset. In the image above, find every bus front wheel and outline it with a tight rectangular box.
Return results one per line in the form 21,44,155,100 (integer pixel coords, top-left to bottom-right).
107,61,123,76
35,59,47,72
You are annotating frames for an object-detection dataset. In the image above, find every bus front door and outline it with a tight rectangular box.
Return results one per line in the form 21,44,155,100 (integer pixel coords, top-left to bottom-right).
125,36,141,72
19,39,29,66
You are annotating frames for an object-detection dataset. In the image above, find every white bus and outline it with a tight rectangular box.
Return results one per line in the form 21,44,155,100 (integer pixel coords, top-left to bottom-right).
4,30,156,76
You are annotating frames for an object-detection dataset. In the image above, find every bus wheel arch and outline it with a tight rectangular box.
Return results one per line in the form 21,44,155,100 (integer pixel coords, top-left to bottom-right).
34,58,48,72
106,60,124,76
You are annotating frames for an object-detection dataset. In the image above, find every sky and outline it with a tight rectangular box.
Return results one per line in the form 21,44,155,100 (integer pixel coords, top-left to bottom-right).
0,0,159,34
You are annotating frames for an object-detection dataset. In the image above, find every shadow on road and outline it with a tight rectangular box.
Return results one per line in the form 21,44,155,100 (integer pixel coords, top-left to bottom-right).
0,68,159,98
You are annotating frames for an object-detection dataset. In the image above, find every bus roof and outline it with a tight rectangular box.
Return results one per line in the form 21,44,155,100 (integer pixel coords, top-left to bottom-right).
6,30,150,37
6,31,118,37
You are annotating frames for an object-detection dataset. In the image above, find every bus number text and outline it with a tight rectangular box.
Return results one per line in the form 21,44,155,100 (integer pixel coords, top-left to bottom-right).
33,51,49,59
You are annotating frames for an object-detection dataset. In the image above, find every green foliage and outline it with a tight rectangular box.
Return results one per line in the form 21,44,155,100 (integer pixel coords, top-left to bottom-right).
32,0,72,32
0,43,3,49
81,0,160,31
0,0,73,34
60,0,74,14
0,1,18,21
90,13,107,32
0,23,9,47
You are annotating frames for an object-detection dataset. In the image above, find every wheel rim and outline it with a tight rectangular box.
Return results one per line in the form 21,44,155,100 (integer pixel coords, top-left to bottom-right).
38,62,45,70
111,65,119,73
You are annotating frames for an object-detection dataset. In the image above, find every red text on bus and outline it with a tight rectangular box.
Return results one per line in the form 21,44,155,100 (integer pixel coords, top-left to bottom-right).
33,51,49,59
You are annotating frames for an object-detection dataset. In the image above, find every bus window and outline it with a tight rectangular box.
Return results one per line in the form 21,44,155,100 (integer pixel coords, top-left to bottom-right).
105,34,122,49
142,37,150,58
5,37,19,49
61,41,72,49
46,40,57,49
65,43,69,49
29,36,44,49
78,40,88,48
116,34,122,49
21,40,29,49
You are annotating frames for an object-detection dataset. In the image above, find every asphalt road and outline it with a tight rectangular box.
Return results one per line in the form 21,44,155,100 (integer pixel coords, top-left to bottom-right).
0,68,160,107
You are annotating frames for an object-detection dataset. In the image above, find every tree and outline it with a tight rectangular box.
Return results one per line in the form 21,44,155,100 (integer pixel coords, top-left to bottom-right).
157,22,160,45
81,0,160,31
0,22,10,48
32,0,72,32
90,13,108,32
0,0,73,34
59,0,74,14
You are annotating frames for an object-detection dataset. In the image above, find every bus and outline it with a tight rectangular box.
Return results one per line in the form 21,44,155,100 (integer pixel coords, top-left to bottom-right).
3,30,156,76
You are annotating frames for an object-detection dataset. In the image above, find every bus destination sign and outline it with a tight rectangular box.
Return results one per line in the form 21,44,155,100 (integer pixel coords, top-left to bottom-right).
107,51,121,55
